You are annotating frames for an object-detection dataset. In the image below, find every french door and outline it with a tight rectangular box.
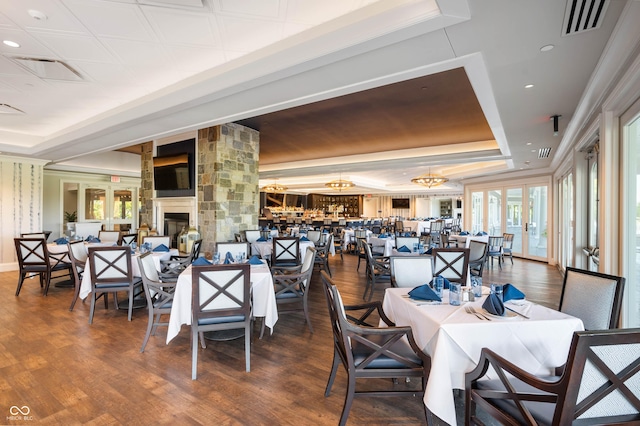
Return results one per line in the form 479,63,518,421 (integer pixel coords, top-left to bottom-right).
467,180,549,261
80,184,137,232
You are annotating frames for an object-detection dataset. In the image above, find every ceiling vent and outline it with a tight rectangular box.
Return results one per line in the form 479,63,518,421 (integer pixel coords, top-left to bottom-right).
538,147,552,159
0,104,25,114
562,0,609,36
11,58,83,82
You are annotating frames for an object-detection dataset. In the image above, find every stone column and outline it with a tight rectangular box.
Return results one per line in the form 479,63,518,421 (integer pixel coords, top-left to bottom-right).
198,123,259,257
139,141,154,228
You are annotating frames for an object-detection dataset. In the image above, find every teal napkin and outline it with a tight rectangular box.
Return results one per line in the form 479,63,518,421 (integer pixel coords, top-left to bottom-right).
503,283,525,301
256,237,267,242
397,245,411,253
55,237,68,245
408,284,441,301
248,255,262,265
300,236,310,241
86,236,101,243
192,257,212,266
153,244,170,252
482,293,505,316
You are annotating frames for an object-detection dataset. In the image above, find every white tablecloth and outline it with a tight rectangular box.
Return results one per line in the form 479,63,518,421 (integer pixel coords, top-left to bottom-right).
79,249,178,299
341,229,373,251
251,240,317,262
369,236,395,256
166,261,278,342
382,287,584,426
403,220,433,234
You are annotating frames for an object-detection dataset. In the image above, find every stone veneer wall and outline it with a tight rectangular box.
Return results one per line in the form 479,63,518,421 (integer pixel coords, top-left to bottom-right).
139,141,154,227
197,123,259,257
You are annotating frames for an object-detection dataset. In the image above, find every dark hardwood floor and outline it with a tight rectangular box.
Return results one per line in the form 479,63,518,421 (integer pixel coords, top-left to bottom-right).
0,251,562,425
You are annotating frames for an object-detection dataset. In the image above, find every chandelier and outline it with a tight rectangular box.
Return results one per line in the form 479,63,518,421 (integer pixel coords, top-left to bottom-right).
261,179,287,193
325,173,355,191
411,169,449,188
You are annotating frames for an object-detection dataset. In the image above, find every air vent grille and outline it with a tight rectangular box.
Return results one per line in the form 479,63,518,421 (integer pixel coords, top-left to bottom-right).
12,57,83,82
538,147,552,159
562,0,609,36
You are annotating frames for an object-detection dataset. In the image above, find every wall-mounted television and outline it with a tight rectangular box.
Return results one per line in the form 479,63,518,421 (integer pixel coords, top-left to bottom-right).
153,153,192,191
392,198,410,209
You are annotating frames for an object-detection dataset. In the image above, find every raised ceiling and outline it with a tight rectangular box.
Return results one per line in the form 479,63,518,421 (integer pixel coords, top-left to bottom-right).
0,0,632,194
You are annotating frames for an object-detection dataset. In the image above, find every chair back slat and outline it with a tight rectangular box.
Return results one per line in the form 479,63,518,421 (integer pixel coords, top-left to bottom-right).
192,265,250,319
272,237,300,266
89,246,133,283
390,256,433,288
432,248,469,284
16,238,47,266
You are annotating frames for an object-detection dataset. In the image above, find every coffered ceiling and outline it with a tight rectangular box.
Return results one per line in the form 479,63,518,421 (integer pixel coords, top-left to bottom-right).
0,0,630,194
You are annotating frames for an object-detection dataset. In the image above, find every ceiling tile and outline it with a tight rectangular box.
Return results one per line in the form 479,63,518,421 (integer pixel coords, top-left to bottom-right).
138,0,204,8
62,0,156,41
218,0,281,19
30,32,115,62
285,0,360,24
218,15,282,52
164,44,226,74
0,0,89,34
0,28,55,56
142,6,218,46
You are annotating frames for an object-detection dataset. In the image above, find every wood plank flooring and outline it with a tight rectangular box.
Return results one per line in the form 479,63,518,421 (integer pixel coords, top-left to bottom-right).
0,252,562,425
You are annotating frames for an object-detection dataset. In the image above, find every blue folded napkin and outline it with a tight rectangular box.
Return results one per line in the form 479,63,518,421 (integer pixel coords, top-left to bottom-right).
475,231,488,236
85,235,94,241
482,292,505,316
55,237,68,245
425,247,433,255
153,244,170,252
322,229,329,233
192,257,212,266
403,232,411,237
503,283,525,302
248,255,262,265
460,231,469,236
300,236,310,241
224,251,234,264
256,237,267,242
86,237,101,243
408,284,441,301
397,245,411,253
429,275,450,289
378,234,387,238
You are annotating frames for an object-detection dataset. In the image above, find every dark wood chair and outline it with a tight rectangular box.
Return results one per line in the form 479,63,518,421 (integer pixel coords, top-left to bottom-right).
559,267,625,330
120,234,137,246
486,235,504,269
264,246,316,338
14,237,72,296
314,234,333,277
468,240,488,277
502,232,514,264
160,238,202,279
191,264,251,379
320,271,430,426
465,328,640,425
87,246,141,323
271,237,300,267
362,241,390,301
67,240,88,311
138,252,177,353
431,247,470,286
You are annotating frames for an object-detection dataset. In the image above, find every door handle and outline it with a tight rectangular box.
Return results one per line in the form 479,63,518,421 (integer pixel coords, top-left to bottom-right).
525,223,528,232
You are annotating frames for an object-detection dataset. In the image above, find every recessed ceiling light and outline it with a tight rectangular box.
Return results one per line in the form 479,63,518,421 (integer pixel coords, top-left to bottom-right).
525,84,534,89
531,149,536,152
3,40,20,48
28,9,48,21
540,44,555,52
526,142,532,145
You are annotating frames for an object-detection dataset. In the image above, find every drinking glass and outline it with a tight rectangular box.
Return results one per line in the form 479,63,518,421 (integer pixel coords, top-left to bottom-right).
449,283,462,306
491,284,503,302
433,276,444,298
471,276,483,297
213,252,220,264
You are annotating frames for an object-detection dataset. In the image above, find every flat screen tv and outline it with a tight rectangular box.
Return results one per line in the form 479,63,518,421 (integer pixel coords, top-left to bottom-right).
153,153,191,191
392,198,410,209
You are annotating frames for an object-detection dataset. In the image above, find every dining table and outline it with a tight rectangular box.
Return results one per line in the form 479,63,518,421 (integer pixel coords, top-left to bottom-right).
381,287,584,426
166,259,278,342
448,234,490,248
369,235,396,256
341,228,373,251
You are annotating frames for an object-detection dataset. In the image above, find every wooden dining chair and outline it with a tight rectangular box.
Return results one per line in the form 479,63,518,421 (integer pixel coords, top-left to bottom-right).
138,252,177,353
88,246,141,323
320,271,430,426
314,234,333,277
362,241,391,301
191,264,251,379
98,230,121,244
67,240,88,311
390,256,433,288
120,234,137,246
141,235,171,250
160,238,202,279
14,237,72,296
265,246,316,338
502,233,515,264
272,237,300,267
468,240,488,277
465,328,640,425
486,236,504,269
559,267,625,330
431,247,470,285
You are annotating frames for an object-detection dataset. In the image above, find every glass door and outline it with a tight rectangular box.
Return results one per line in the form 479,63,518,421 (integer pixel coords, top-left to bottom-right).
559,172,574,270
80,184,137,232
506,188,523,255
622,103,640,327
527,185,548,259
